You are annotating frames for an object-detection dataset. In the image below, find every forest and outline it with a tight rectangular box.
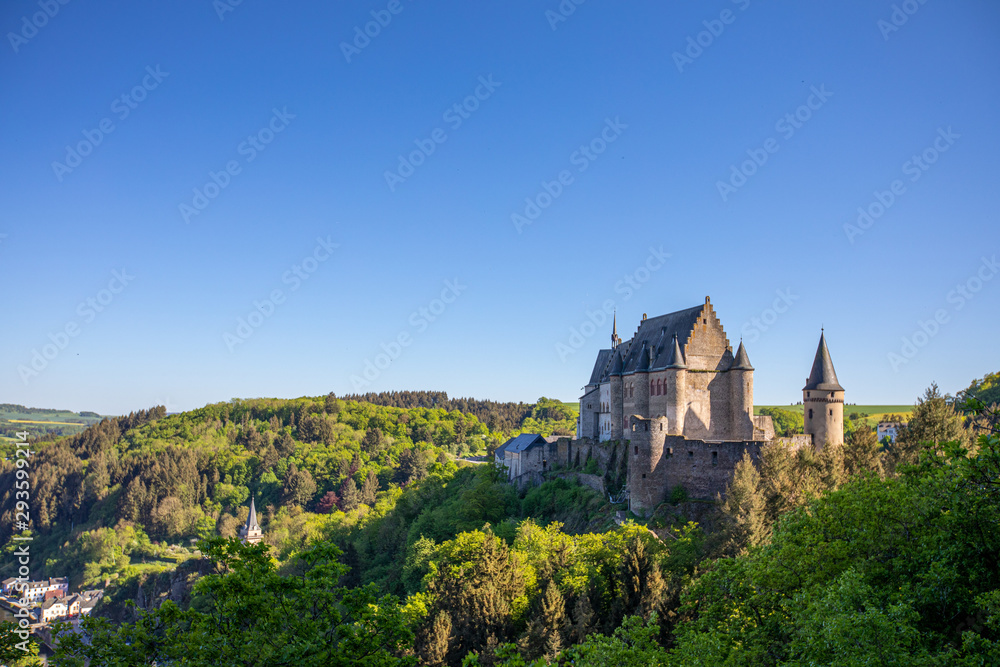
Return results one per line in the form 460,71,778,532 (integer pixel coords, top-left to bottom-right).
1,376,998,665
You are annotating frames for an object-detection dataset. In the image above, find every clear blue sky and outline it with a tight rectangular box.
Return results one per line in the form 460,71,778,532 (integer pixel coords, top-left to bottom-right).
2,0,998,416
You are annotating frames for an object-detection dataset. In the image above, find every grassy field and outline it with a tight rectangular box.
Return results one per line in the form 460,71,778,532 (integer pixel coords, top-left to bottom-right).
756,404,913,425
0,404,106,442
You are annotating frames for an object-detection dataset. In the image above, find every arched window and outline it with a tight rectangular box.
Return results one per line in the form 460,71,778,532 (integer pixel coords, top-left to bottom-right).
658,379,663,395
650,380,655,394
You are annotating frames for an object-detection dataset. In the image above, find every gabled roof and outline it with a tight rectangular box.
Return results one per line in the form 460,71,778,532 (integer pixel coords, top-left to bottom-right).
803,332,843,391
621,305,703,374
495,433,547,458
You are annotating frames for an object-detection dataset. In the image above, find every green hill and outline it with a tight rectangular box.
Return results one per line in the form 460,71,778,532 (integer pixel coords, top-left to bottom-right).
0,403,106,442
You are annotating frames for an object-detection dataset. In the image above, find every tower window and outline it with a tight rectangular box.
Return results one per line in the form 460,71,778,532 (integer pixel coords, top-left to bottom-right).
829,409,833,416
634,446,638,455
808,409,813,419
688,451,694,459
667,447,673,457
703,319,706,324
642,474,646,479
806,391,810,398
712,451,718,466
660,423,663,431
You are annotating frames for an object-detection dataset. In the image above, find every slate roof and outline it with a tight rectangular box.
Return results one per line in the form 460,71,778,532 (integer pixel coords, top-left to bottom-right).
803,332,843,391
620,305,703,374
246,498,260,531
587,349,613,386
732,341,753,370
495,434,547,458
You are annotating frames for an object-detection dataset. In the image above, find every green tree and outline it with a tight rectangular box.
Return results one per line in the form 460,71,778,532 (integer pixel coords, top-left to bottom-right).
891,383,971,472
52,538,416,666
718,451,770,555
844,424,884,477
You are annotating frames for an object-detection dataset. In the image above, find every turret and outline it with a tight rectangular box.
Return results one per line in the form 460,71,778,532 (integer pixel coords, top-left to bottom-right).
803,331,844,449
663,334,687,434
730,340,754,439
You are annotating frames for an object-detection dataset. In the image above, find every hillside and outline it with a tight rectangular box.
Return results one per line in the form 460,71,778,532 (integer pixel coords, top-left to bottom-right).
0,403,105,442
0,393,584,594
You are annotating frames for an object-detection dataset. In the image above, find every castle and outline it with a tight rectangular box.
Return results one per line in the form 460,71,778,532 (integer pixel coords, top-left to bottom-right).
497,297,845,514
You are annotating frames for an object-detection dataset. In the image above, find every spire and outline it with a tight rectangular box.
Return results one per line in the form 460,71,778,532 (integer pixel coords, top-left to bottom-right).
732,340,753,370
246,497,260,531
612,311,618,348
665,334,687,369
610,349,624,376
803,331,843,391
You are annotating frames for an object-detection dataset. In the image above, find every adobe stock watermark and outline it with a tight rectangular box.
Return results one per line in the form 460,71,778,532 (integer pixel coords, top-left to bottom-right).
213,0,249,21
878,0,931,41
51,65,169,182
340,0,414,63
384,75,501,191
888,254,997,372
18,269,135,384
350,279,466,390
843,126,958,244
7,430,34,654
739,289,799,343
7,0,72,53
179,107,295,224
511,117,628,234
673,0,751,73
556,246,670,361
716,85,833,202
545,0,588,30
224,236,339,352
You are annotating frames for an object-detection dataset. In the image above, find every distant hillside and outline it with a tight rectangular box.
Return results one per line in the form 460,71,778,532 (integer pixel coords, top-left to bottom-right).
0,403,106,442
0,393,578,594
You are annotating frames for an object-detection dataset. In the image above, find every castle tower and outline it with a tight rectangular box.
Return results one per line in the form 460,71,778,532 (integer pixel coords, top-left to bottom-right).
627,415,668,516
730,341,754,440
803,331,844,449
663,334,687,434
238,497,263,544
609,350,625,440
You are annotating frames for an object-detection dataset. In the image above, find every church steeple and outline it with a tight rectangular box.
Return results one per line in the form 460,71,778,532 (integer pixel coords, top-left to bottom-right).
239,497,263,544
612,311,619,348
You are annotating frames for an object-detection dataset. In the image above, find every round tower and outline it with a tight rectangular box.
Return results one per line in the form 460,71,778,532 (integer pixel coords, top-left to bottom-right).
663,334,687,435
634,344,651,418
803,331,844,449
730,341,754,440
627,415,667,516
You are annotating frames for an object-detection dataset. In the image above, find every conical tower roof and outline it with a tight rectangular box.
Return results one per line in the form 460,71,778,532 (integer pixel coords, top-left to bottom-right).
664,334,687,369
732,341,753,370
635,344,651,372
803,332,843,391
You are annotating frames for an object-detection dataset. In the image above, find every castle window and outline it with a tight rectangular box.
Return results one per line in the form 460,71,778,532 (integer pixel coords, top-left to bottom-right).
632,424,636,432
808,409,813,419
806,392,810,398
829,409,833,416
542,460,547,469
667,447,673,457
642,474,646,479
660,423,663,431
703,318,707,324
688,451,694,459
712,451,718,466
645,423,649,431
650,380,655,394
634,446,638,455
